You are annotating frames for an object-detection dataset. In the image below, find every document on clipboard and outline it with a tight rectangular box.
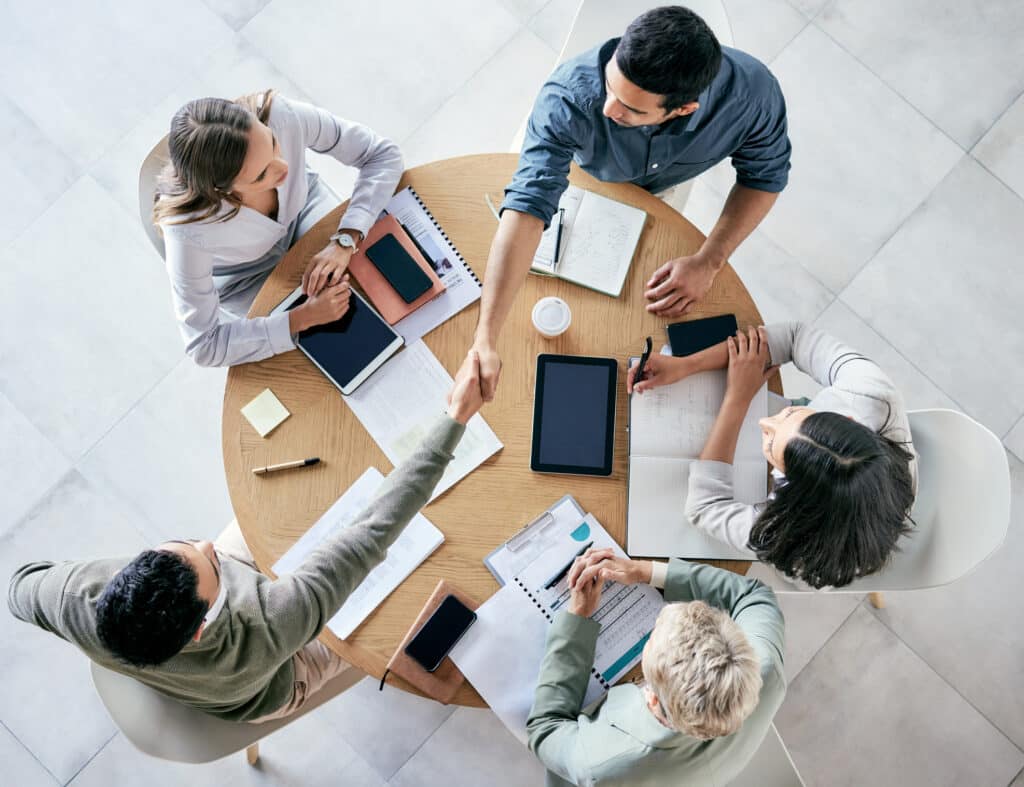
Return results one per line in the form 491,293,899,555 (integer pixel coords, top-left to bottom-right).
453,497,665,743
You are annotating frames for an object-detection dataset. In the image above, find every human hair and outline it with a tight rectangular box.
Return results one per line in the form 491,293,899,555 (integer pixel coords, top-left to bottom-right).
645,601,762,739
152,90,275,228
615,6,722,109
750,411,915,589
95,550,207,668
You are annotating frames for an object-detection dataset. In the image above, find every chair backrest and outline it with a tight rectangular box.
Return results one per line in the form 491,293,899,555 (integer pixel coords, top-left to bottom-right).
138,135,169,260
753,409,1011,593
90,661,353,763
729,724,805,787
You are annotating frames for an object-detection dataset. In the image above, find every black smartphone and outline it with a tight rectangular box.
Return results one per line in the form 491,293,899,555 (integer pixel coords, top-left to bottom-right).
364,233,433,303
666,314,739,356
404,594,477,672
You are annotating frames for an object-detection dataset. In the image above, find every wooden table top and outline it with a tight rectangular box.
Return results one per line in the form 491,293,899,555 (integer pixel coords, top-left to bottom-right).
223,153,780,707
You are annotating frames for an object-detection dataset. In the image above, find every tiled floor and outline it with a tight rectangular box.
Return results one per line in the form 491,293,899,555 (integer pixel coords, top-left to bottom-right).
1,0,1022,784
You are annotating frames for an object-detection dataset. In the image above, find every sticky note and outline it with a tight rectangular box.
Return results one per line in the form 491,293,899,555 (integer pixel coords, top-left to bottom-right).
241,388,290,437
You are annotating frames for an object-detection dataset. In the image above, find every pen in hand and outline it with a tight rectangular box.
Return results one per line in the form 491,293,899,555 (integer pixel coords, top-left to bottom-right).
634,336,653,384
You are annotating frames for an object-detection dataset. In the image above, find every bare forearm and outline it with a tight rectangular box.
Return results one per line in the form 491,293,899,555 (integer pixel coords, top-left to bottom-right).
701,185,778,266
475,210,544,346
699,397,748,463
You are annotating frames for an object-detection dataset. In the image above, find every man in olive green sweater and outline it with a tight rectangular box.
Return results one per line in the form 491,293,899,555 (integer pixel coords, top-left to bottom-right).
8,355,485,723
527,549,786,786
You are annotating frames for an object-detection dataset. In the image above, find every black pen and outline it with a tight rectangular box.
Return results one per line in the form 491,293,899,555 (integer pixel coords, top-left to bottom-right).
635,336,653,384
552,208,565,271
543,540,594,589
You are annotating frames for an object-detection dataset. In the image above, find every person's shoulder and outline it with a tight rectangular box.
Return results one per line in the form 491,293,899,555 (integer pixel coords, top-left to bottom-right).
545,39,613,113
720,46,784,104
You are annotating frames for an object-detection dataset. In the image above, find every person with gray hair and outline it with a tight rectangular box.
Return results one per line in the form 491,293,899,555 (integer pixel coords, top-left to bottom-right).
527,548,785,786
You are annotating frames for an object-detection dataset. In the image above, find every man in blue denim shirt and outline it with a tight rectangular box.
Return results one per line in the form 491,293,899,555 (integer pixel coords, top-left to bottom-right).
457,7,791,400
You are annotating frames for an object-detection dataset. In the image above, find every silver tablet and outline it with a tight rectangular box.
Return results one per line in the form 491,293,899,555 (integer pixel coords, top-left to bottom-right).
272,286,403,395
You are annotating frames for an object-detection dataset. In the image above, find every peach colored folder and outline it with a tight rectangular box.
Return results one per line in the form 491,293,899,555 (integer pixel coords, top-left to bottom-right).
348,214,446,325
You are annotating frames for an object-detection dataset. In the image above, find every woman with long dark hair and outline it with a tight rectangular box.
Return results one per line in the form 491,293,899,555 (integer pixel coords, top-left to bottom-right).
154,90,402,367
628,323,916,588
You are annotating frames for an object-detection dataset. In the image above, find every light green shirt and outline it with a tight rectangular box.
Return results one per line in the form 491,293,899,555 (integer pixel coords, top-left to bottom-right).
8,415,464,721
527,560,786,786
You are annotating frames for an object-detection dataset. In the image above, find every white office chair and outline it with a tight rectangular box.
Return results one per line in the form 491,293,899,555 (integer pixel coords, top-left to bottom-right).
730,724,805,787
91,661,362,765
139,135,170,260
509,0,735,153
749,409,1011,601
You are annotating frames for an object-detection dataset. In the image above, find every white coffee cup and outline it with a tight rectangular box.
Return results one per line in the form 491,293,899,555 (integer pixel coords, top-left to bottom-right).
532,296,572,338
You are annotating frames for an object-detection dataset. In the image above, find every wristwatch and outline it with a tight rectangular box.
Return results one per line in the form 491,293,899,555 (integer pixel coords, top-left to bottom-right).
329,228,361,251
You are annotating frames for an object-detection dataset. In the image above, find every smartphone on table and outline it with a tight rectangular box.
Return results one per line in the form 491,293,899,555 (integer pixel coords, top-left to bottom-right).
666,314,739,356
364,233,433,303
404,594,477,672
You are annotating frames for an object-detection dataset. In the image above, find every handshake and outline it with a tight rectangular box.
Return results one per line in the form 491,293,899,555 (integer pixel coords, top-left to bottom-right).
446,350,486,426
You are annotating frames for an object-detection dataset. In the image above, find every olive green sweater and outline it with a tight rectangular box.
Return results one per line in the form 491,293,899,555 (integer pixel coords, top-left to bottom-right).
8,415,464,721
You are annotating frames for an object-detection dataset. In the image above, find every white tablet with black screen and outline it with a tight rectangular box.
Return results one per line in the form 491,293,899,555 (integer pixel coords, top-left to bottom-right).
272,286,403,395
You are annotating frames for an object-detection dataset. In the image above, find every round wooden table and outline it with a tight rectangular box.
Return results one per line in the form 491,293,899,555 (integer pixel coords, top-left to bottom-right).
223,153,781,707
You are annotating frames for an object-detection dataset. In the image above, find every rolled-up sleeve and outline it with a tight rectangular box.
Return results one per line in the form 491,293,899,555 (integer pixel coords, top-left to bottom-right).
502,86,586,229
731,77,791,193
283,97,403,238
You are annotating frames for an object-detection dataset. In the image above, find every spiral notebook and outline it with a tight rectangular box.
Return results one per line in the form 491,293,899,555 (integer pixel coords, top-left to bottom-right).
379,187,481,343
450,504,664,744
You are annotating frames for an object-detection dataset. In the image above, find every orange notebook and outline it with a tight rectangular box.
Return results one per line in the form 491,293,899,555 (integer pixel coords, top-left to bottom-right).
348,214,446,325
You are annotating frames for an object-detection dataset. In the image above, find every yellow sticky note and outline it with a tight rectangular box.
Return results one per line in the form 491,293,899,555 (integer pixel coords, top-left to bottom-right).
241,388,290,438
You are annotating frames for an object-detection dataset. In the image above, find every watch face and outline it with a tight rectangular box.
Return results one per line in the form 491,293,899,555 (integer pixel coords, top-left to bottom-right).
335,232,356,249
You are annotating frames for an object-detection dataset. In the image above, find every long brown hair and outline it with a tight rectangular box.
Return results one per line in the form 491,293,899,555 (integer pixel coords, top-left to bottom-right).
152,90,275,228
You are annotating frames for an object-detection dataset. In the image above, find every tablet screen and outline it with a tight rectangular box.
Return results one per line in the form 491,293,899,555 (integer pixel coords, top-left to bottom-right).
532,355,617,475
287,291,399,390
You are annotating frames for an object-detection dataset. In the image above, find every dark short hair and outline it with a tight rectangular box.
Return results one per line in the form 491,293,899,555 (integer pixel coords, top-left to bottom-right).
96,550,207,667
615,6,722,109
749,412,915,588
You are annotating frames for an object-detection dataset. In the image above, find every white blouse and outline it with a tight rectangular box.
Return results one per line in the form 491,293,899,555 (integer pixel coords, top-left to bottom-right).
161,95,403,367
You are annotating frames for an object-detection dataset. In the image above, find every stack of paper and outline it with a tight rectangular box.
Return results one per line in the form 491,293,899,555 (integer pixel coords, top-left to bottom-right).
272,467,444,639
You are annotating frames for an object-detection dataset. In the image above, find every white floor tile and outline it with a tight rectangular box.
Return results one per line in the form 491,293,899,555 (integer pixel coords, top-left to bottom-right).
0,393,71,537
79,359,234,546
498,0,549,24
723,0,808,64
201,0,272,31
973,93,1024,202
1,472,150,784
0,94,79,246
777,605,1024,786
242,0,521,144
773,592,862,679
0,0,233,167
1006,416,1024,463
758,25,962,293
870,454,1024,749
786,0,829,18
528,0,581,53
315,677,455,781
0,177,183,460
842,157,1024,436
401,29,557,168
818,0,1024,148
0,723,58,787
390,706,546,787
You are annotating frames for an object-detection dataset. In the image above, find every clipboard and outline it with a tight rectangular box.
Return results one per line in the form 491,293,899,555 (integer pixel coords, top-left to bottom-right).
484,495,585,585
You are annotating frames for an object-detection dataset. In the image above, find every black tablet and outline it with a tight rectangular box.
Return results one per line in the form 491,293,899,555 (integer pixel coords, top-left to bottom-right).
531,354,617,476
273,286,403,395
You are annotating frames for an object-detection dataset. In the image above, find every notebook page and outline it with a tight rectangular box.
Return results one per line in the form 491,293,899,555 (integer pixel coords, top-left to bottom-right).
556,190,646,296
271,468,445,639
343,340,502,501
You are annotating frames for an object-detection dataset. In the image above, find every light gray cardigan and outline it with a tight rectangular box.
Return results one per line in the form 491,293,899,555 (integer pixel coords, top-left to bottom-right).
686,322,918,552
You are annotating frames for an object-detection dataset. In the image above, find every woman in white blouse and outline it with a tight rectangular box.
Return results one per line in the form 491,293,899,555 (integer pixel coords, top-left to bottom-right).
628,323,917,588
153,90,403,367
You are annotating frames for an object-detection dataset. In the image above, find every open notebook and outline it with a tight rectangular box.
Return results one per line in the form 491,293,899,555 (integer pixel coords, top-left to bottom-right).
532,186,647,297
450,499,664,744
271,467,444,639
627,368,767,560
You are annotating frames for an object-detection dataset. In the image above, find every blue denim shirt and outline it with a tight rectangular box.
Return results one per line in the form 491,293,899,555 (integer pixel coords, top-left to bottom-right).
503,39,791,228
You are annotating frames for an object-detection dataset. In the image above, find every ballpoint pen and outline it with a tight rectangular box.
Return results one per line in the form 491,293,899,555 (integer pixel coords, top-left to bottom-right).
253,457,321,476
635,336,653,383
552,207,566,272
543,540,594,589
